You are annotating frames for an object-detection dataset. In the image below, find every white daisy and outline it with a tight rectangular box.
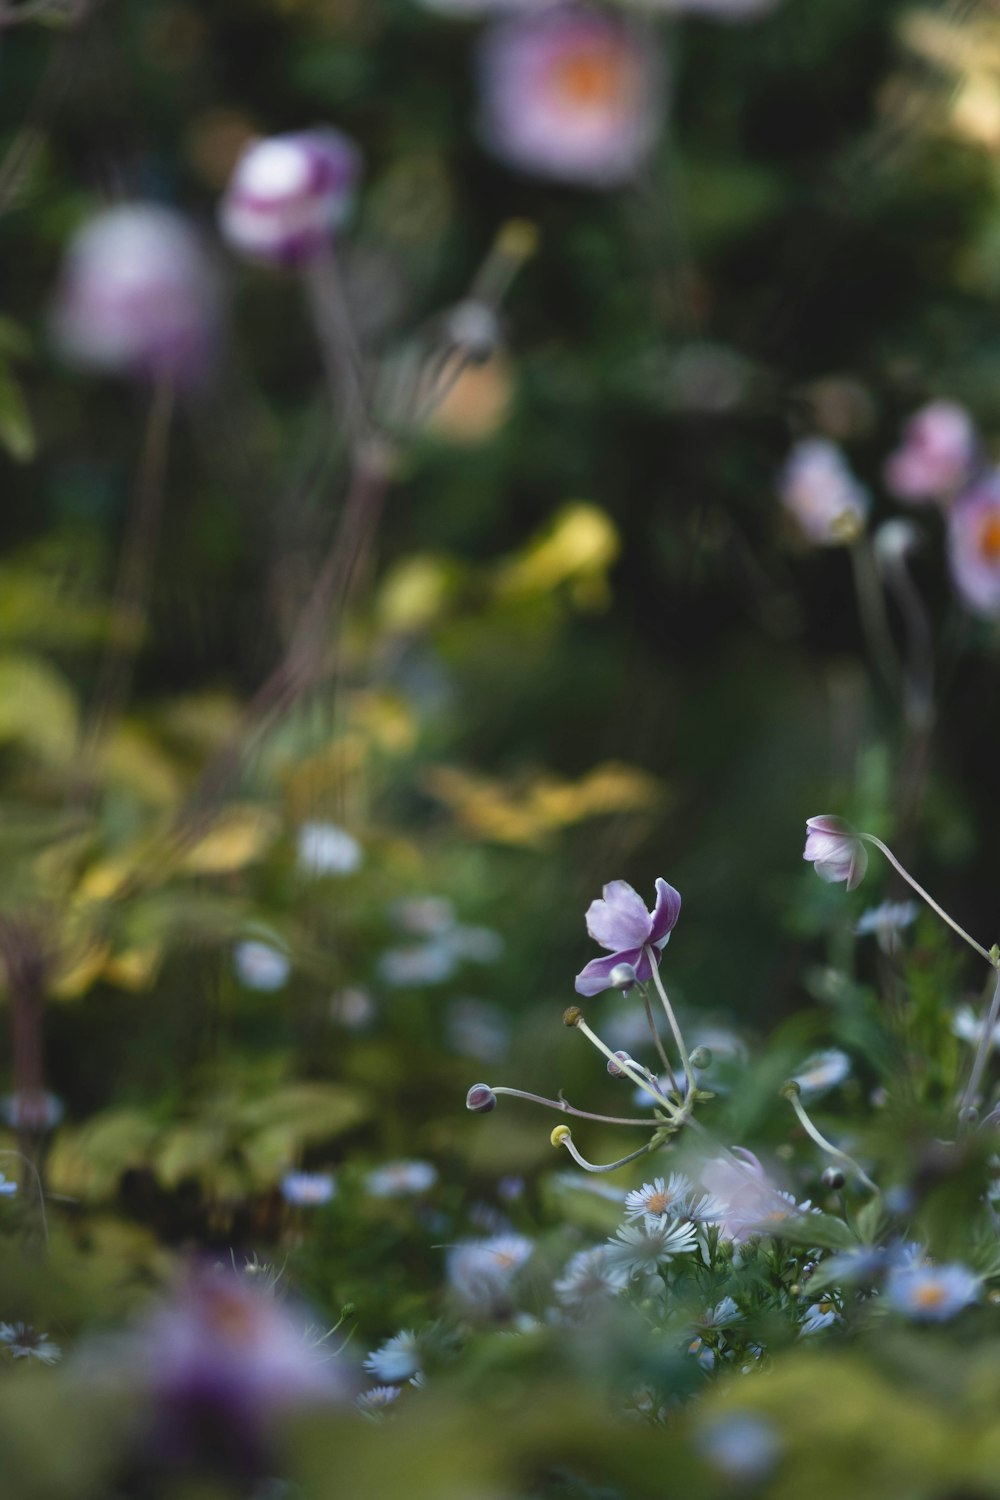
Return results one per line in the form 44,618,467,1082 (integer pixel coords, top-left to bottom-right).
605,1216,698,1277
886,1263,979,1321
553,1246,629,1310
357,1384,402,1416
623,1174,692,1222
297,821,363,877
792,1048,851,1100
281,1171,337,1207
364,1160,438,1198
446,1233,534,1314
363,1330,422,1384
0,1323,61,1363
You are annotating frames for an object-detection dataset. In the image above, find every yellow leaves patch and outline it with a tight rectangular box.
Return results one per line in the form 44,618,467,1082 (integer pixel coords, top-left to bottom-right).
0,652,79,766
423,760,662,846
494,503,620,611
179,805,280,874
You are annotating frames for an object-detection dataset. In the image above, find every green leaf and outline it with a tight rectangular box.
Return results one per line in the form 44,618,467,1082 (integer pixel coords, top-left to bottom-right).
0,361,35,463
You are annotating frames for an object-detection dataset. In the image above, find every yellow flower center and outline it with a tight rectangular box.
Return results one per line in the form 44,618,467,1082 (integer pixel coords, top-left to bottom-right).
979,514,1000,562
551,47,633,113
914,1282,947,1309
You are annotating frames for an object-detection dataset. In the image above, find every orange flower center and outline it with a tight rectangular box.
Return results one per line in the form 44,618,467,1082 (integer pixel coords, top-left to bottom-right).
645,1189,673,1215
979,514,1000,562
914,1282,947,1309
551,47,632,112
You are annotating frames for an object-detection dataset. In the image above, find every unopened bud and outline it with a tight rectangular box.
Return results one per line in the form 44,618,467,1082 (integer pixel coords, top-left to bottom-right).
689,1046,712,1071
607,1050,633,1078
444,299,500,363
609,962,637,991
821,1166,846,1190
562,1006,583,1029
959,1104,979,1126
466,1083,497,1113
550,1125,571,1148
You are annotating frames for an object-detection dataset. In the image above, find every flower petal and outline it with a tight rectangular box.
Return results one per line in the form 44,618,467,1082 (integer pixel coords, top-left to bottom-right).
585,881,652,951
648,878,681,946
574,946,644,998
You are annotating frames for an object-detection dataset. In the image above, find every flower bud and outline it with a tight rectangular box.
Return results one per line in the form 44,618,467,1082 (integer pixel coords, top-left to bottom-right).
608,962,637,992
444,300,501,364
779,1079,801,1101
466,1083,497,1113
802,815,868,891
821,1166,846,1190
550,1125,571,1148
562,1006,582,1028
606,1049,632,1078
51,205,219,388
219,129,361,269
689,1046,713,1071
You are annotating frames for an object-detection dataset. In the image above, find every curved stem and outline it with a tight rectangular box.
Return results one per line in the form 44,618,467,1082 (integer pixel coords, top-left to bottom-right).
787,1091,879,1195
959,967,1000,1117
861,834,998,968
640,987,679,1094
490,1086,659,1128
643,950,696,1098
558,1133,661,1176
574,1016,684,1123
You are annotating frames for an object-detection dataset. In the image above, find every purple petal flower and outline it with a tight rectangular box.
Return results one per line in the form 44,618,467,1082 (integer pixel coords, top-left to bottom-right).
884,400,977,505
948,473,1000,618
477,6,663,189
779,438,869,546
574,878,680,996
220,129,361,269
51,205,220,388
803,815,868,891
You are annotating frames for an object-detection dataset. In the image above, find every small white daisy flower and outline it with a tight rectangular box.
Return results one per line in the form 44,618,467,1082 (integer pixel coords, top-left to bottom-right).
799,1299,840,1336
281,1171,337,1207
297,821,363,877
623,1174,692,1222
606,1216,698,1277
553,1246,629,1310
446,1233,534,1314
792,1048,851,1100
357,1384,403,1416
233,939,290,993
364,1160,438,1198
697,1412,781,1483
0,1323,62,1363
885,1263,979,1321
363,1330,422,1384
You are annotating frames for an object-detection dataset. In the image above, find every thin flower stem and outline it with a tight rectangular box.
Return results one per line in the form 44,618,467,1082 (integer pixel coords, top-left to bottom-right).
490,1086,659,1128
787,1092,879,1195
640,987,680,1094
643,949,696,1098
558,1133,661,1175
850,535,903,698
0,1149,48,1247
959,967,1000,1117
574,1016,683,1123
860,834,998,969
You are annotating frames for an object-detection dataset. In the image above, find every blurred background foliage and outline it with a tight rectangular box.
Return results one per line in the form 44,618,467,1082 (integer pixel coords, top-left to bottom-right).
3,0,1000,1494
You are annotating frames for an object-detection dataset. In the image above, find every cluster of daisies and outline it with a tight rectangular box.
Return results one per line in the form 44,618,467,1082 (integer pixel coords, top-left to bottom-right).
779,398,1000,621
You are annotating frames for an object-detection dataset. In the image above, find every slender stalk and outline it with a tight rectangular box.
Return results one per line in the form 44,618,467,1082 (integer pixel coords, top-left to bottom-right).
573,1015,685,1124
302,247,370,458
557,1132,661,1176
643,949,696,1098
787,1090,879,1194
959,968,1000,1116
850,535,903,698
861,833,998,969
640,987,679,1094
490,1086,659,1128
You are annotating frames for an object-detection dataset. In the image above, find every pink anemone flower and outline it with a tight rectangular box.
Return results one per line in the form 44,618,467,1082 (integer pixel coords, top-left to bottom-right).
574,878,680,997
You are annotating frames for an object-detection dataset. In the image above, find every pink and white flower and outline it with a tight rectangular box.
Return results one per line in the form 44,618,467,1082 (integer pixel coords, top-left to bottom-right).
803,815,868,891
477,6,663,188
574,878,681,997
948,474,1000,618
779,438,869,546
884,400,977,505
220,130,360,269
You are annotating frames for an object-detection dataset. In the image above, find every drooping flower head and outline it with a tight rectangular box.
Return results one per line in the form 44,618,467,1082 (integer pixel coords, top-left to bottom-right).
884,400,977,505
220,129,361,269
948,473,1000,618
477,6,663,188
779,438,869,546
574,878,681,997
51,204,219,387
802,816,868,891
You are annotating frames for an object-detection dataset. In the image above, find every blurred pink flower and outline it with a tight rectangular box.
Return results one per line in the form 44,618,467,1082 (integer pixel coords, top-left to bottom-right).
948,474,1000,618
574,878,681,997
778,438,868,546
219,129,360,268
477,6,663,187
51,205,219,387
803,815,868,890
699,1148,798,1242
884,400,977,505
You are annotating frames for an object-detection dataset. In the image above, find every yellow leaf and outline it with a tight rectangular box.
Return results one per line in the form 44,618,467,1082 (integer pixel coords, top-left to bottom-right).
494,504,619,606
0,652,79,766
50,942,111,1000
180,805,280,874
102,945,162,991
377,555,455,634
97,723,183,806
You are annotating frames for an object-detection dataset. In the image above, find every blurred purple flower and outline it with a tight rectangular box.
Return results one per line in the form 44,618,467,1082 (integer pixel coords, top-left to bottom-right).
803,815,868,891
219,130,360,269
477,6,663,188
948,473,1000,618
885,400,977,505
779,438,869,545
51,205,219,387
574,878,680,997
